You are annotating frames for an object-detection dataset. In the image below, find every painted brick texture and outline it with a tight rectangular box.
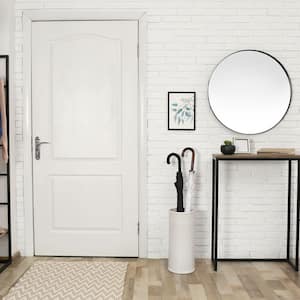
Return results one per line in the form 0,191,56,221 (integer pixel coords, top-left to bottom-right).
14,0,300,258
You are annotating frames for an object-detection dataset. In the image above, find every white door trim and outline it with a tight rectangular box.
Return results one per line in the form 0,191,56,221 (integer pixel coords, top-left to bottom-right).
23,10,148,257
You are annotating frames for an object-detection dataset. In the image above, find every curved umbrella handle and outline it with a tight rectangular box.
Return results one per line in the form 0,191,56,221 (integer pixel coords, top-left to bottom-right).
181,147,195,172
167,152,182,173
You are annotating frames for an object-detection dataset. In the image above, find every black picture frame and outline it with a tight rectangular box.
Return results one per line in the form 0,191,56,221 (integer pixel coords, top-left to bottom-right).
168,91,196,131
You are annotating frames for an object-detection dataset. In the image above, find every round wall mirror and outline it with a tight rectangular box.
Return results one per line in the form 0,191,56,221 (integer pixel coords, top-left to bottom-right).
208,50,292,134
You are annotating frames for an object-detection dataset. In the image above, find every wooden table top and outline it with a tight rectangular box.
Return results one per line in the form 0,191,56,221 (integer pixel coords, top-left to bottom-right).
213,153,300,160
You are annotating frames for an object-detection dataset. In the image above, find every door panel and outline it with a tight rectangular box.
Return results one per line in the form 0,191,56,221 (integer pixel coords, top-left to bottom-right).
52,34,121,158
52,176,122,230
32,21,138,256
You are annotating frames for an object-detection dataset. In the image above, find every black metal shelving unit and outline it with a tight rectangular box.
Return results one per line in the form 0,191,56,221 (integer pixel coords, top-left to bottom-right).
0,55,11,273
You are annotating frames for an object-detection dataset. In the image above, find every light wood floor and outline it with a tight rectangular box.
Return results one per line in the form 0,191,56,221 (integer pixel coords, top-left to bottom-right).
0,257,300,299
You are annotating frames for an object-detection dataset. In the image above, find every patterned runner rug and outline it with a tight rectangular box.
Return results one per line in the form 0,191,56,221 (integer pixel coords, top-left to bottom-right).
4,260,128,300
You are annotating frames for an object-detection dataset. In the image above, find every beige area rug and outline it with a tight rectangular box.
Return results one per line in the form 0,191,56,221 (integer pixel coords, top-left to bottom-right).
4,260,128,300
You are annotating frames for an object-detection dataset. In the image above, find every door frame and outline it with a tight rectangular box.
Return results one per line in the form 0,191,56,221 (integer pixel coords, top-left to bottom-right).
23,10,148,257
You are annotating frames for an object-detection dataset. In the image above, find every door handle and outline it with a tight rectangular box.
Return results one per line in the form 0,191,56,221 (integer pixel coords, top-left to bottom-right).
35,136,50,160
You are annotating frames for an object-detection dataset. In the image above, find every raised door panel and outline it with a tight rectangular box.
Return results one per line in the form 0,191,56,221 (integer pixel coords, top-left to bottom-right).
52,35,122,159
51,176,122,230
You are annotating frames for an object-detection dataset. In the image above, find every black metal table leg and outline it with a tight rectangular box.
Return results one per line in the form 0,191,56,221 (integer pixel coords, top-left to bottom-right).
287,160,291,260
212,159,215,261
214,159,219,271
296,160,300,271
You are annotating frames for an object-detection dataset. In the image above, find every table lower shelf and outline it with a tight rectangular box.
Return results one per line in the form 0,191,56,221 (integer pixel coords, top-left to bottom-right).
217,258,287,261
212,258,298,271
0,260,11,273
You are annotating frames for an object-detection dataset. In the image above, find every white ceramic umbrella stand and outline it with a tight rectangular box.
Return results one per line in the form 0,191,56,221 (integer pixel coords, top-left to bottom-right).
168,208,195,274
168,148,196,274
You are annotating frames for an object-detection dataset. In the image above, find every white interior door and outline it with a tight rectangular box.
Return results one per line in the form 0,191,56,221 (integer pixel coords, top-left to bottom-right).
32,21,139,256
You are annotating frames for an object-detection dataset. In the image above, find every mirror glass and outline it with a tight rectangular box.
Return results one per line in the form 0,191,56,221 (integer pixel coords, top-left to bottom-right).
208,50,291,134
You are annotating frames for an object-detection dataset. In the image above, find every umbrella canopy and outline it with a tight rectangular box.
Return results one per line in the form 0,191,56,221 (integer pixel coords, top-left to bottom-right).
167,153,184,212
185,171,195,212
181,147,196,212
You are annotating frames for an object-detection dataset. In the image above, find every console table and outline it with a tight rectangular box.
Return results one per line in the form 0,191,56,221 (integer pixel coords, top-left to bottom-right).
211,153,300,271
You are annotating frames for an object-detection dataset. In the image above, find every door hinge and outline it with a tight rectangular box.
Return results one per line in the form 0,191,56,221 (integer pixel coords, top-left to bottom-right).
137,222,140,235
31,136,34,153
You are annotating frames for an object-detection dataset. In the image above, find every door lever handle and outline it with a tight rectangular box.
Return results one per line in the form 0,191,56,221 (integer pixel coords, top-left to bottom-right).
35,136,50,160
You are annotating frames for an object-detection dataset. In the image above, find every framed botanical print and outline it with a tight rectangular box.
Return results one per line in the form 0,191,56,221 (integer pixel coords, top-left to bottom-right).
168,92,196,130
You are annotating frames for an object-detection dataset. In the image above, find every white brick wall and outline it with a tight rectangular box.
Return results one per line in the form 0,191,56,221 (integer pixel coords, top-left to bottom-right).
0,0,12,53
14,0,300,258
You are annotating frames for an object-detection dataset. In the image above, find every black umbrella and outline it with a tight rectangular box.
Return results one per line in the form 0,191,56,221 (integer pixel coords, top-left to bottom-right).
167,153,184,212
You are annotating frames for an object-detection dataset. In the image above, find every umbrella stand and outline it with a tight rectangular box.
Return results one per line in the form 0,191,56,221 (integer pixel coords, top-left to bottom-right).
168,208,195,274
167,153,184,212
167,151,195,274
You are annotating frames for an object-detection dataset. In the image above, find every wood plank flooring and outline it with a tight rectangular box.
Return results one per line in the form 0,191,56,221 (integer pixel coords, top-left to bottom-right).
0,257,300,299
